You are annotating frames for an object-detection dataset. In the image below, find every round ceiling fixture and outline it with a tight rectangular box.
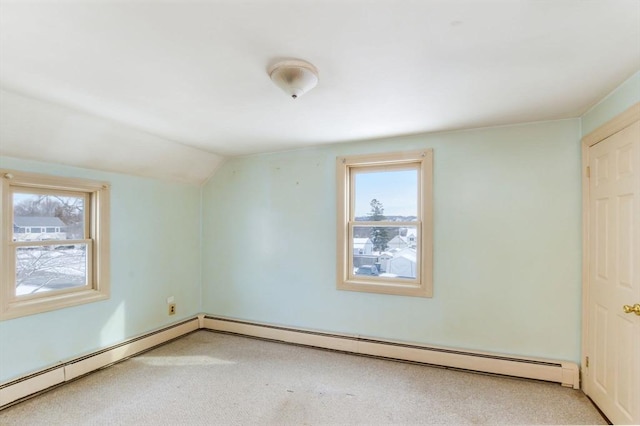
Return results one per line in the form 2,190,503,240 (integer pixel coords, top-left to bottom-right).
268,59,319,99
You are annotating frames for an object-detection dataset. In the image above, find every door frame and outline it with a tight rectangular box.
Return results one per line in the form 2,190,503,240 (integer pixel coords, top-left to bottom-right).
580,102,640,393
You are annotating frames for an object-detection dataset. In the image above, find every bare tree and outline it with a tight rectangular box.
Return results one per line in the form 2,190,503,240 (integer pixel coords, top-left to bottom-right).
16,248,86,294
13,194,86,293
14,194,84,238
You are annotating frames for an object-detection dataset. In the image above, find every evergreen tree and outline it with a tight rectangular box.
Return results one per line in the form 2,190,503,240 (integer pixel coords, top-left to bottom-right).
368,199,390,252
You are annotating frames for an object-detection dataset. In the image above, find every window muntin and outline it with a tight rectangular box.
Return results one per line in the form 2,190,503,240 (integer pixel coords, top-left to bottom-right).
1,170,110,319
337,150,433,297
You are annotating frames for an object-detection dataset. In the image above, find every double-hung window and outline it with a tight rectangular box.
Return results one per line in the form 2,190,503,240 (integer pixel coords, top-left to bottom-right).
336,150,433,297
1,170,110,319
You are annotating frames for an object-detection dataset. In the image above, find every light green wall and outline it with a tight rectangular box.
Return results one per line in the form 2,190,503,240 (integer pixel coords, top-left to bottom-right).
0,157,202,382
582,70,640,135
3,70,636,383
201,119,583,362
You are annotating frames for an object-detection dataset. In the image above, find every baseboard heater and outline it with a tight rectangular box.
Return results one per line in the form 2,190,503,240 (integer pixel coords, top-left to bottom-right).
202,316,579,390
0,314,579,410
0,317,199,409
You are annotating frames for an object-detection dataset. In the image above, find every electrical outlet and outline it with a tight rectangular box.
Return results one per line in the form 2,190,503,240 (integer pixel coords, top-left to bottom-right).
168,303,176,315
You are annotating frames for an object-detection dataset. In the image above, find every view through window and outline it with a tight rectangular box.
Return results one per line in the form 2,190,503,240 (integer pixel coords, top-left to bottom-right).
353,167,419,280
1,170,110,319
13,192,89,296
337,150,433,297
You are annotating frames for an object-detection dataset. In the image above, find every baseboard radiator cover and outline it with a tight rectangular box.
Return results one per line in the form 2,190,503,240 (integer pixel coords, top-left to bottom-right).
202,316,580,389
0,317,199,409
1,314,580,410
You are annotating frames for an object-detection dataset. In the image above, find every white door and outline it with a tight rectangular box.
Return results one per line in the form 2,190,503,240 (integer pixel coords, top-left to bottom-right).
585,120,640,424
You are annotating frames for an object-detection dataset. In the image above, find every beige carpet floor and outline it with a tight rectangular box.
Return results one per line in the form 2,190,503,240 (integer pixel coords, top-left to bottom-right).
0,330,606,425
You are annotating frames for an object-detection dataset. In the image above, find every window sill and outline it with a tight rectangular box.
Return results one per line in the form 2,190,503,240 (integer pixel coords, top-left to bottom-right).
0,288,109,320
338,279,431,298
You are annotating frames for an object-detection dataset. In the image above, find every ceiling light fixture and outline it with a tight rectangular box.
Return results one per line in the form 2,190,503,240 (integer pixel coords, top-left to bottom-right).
268,59,319,99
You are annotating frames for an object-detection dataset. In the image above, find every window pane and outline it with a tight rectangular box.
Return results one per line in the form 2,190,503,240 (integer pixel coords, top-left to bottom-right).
15,244,88,296
12,193,85,241
352,225,417,279
353,168,417,221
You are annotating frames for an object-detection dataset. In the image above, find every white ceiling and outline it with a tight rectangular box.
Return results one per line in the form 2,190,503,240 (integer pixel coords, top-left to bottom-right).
1,0,639,158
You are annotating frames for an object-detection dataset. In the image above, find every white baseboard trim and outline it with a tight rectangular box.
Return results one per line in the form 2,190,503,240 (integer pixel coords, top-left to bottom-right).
0,317,199,408
1,314,580,410
202,316,580,389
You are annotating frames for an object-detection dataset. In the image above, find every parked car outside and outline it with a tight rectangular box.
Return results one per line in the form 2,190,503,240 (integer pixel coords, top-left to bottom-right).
355,264,379,276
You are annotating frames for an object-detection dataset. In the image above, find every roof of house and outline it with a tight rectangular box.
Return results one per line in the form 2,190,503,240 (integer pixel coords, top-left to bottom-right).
353,238,372,248
389,235,408,243
391,248,417,263
14,216,67,227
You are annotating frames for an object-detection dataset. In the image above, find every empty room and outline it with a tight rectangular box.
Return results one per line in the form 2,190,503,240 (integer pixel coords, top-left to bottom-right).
0,0,639,424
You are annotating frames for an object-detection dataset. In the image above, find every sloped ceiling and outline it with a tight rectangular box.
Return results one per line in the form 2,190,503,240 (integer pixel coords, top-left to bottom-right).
0,0,639,182
0,90,223,184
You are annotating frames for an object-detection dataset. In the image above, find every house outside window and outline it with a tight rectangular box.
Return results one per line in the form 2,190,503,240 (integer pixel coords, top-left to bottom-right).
1,170,110,320
336,150,433,297
13,217,67,241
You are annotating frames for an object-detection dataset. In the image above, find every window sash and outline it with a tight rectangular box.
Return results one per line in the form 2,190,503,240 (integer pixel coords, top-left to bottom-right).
8,186,92,300
336,149,433,298
10,240,94,301
348,162,422,222
1,169,110,320
10,187,90,240
347,222,422,286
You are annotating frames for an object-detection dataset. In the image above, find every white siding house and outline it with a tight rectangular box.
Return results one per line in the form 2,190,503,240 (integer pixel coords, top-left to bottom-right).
387,235,408,250
353,238,373,255
13,216,67,242
388,233,418,251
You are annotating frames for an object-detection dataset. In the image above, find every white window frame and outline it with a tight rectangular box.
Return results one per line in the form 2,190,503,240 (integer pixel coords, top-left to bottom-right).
336,150,433,297
0,170,110,320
